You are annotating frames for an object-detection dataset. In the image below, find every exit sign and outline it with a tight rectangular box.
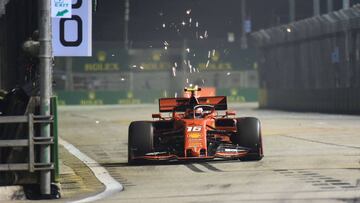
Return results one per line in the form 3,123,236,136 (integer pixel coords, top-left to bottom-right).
51,0,72,18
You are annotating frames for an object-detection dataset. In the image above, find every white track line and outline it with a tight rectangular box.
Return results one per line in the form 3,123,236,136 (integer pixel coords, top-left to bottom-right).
59,138,123,203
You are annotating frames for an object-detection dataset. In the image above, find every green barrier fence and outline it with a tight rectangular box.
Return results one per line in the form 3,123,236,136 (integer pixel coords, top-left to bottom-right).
51,96,59,182
56,88,258,105
217,88,258,102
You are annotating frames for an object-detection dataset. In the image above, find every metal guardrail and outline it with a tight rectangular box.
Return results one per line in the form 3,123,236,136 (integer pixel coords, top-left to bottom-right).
0,114,54,173
251,4,360,47
251,5,360,113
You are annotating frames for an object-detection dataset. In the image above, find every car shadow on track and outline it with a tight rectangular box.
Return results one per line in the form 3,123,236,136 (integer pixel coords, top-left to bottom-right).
99,159,240,168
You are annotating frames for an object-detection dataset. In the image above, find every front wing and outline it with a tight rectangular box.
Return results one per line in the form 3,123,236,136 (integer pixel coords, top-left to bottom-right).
133,148,250,161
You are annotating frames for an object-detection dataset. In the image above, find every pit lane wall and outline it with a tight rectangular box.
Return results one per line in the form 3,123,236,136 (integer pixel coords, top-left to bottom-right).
252,5,360,114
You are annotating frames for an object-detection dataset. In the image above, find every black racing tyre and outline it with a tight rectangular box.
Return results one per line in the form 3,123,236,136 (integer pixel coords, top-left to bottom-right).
128,121,154,164
231,117,263,161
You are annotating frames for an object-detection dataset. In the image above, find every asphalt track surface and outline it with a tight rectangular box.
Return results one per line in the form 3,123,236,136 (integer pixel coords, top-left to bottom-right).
58,103,360,203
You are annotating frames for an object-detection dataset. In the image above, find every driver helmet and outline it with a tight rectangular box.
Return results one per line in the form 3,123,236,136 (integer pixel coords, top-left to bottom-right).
195,107,203,117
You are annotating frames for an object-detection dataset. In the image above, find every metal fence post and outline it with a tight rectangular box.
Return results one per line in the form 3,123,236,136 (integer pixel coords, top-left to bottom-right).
28,114,34,173
313,0,320,16
343,0,350,9
327,0,333,12
240,0,248,49
39,0,52,195
289,0,296,22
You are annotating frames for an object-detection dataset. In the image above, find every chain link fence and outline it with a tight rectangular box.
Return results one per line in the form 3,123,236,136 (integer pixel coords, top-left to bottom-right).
251,5,360,114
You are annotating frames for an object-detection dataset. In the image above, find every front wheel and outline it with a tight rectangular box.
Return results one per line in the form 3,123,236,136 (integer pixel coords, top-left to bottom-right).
128,121,154,164
231,117,263,161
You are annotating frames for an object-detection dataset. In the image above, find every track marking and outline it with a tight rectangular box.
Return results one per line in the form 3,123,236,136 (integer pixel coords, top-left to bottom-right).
59,138,123,203
281,135,360,149
275,169,358,191
184,164,205,173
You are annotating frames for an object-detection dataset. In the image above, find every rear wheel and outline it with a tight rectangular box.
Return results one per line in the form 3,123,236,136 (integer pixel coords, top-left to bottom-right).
231,117,263,161
128,121,154,164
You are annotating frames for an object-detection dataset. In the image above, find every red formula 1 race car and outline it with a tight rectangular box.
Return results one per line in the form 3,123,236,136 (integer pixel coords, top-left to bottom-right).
128,86,263,164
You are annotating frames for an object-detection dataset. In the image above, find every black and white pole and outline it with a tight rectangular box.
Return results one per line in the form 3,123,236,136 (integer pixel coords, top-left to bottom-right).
39,0,52,195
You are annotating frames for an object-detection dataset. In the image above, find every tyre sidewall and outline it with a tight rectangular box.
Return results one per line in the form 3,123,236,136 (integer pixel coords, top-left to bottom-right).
233,117,263,160
128,121,154,163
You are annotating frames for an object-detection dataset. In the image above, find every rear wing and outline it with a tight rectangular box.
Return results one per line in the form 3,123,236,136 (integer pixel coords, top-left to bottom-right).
159,96,227,112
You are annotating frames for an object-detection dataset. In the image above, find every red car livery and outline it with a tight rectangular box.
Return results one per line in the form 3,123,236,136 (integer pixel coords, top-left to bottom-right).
128,86,263,163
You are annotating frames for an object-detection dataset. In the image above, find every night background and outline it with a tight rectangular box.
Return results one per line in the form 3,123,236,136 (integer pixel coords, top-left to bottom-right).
1,0,360,201
93,0,360,45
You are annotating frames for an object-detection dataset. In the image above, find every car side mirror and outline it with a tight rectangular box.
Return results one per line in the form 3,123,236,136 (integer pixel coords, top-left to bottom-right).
152,113,162,119
226,111,236,116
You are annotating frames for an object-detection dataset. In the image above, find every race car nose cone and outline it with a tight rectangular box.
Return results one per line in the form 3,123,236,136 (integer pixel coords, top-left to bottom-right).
185,147,206,157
